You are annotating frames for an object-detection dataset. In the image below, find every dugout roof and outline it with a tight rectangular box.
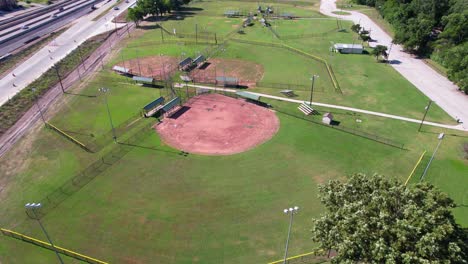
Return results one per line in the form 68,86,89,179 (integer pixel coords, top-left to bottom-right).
236,91,260,101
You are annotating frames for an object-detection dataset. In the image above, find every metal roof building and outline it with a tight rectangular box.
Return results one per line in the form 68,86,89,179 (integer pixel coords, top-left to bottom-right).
333,43,363,54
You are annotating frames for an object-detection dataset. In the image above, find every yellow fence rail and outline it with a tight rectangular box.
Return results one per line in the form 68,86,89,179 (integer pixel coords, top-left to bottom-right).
405,150,426,186
1,228,108,264
46,122,92,152
268,249,325,264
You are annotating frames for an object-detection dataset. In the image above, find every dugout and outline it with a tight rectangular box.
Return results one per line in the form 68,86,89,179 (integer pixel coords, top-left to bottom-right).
142,97,165,117
133,76,155,87
216,76,239,87
112,65,133,76
179,57,193,71
236,91,270,107
193,55,206,68
224,10,240,17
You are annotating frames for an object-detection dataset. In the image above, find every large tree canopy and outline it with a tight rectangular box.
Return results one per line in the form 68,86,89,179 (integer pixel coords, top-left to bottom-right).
127,0,192,25
351,0,468,93
312,173,467,263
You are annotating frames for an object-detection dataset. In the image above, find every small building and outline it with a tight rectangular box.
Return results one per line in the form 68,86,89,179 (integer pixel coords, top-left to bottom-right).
216,76,238,87
322,112,333,125
333,43,363,54
112,65,132,76
133,76,154,86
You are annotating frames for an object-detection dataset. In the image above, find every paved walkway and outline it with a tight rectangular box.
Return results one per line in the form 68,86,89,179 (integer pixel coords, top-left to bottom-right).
320,0,468,130
0,0,136,106
175,83,467,132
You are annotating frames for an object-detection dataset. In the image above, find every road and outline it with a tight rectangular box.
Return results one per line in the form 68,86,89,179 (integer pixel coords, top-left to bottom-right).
320,0,468,130
175,83,467,132
0,0,102,57
0,0,136,106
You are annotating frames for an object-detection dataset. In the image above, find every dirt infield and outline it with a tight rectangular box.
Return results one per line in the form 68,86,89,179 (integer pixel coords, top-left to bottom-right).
190,58,264,87
115,55,179,79
155,93,279,155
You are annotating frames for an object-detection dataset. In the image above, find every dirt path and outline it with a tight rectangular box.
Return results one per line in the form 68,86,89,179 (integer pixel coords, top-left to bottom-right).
0,25,134,159
320,0,468,129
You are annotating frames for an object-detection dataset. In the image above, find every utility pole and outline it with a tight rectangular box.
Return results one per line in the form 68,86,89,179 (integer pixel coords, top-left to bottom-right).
31,88,46,125
309,75,319,106
418,100,433,132
53,65,65,93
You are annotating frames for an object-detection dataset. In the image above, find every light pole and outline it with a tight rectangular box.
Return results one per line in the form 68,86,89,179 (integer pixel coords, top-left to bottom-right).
31,88,46,125
25,203,65,264
418,100,433,132
53,65,65,93
98,87,117,142
420,133,445,181
283,206,299,264
309,75,319,106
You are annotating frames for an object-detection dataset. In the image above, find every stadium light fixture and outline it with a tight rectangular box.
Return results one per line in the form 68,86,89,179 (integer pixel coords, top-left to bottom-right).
24,203,64,264
98,87,117,142
282,206,299,264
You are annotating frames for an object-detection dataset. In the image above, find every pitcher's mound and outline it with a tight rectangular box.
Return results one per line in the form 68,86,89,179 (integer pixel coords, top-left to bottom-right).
156,93,279,155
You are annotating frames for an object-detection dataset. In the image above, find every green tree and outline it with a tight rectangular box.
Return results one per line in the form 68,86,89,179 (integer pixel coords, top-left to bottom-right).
127,6,145,27
351,23,362,33
312,173,467,263
371,45,388,61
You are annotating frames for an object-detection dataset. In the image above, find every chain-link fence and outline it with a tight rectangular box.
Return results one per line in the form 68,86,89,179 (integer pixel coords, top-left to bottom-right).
35,121,155,219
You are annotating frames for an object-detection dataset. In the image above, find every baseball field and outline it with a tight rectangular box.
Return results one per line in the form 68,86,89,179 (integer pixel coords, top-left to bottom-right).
0,0,466,263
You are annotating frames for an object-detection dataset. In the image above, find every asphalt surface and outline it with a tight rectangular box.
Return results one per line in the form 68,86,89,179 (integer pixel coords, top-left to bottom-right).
320,0,468,130
0,0,136,106
0,1,99,57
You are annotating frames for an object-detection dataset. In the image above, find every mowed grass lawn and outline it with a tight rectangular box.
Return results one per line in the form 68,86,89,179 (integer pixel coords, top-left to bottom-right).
0,1,467,263
1,100,466,263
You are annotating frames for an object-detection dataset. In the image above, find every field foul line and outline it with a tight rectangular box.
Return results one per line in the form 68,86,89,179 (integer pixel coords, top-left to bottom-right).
405,150,427,186
177,83,466,132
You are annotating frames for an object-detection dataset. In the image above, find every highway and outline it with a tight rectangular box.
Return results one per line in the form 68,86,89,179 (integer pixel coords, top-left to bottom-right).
0,0,104,57
0,0,136,106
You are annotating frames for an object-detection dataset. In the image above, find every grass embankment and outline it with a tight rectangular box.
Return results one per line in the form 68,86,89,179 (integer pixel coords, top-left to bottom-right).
0,1,466,263
0,32,110,137
0,28,68,77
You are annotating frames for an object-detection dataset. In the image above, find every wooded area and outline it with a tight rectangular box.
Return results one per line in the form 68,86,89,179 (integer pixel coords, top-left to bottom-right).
0,0,17,10
352,0,467,94
127,0,192,26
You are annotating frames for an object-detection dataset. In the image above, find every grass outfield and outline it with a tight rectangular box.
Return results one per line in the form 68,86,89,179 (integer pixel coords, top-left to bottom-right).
0,1,467,263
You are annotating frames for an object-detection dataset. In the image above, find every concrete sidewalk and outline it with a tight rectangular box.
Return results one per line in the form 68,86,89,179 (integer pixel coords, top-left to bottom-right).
175,83,467,132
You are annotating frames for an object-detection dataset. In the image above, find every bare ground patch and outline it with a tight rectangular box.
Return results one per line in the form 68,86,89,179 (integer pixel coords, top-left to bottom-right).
156,93,279,155
115,56,179,80
190,58,264,87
